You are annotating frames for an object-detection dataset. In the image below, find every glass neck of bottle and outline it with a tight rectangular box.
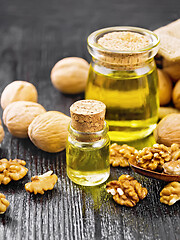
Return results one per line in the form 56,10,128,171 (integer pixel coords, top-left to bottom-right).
69,121,108,142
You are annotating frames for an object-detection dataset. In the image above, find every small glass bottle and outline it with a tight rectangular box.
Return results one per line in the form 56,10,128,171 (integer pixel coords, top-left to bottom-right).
66,100,110,186
86,27,160,142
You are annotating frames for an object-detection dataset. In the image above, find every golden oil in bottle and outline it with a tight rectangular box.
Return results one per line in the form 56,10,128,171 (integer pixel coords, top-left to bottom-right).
66,100,110,186
86,60,159,141
86,27,160,142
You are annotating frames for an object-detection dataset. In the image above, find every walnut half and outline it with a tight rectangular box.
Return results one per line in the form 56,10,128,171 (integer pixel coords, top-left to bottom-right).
160,182,180,205
106,174,148,207
0,159,28,185
163,159,180,175
25,171,58,195
0,193,10,214
110,143,138,167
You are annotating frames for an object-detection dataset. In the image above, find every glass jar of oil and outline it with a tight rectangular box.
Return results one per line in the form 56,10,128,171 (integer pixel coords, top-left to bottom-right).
66,100,110,186
85,27,160,142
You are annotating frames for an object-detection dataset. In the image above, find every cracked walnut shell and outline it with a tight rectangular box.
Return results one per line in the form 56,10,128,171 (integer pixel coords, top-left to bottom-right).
1,81,38,110
160,182,180,205
0,159,28,185
0,193,10,214
3,101,46,138
25,170,58,194
106,174,148,207
110,143,138,167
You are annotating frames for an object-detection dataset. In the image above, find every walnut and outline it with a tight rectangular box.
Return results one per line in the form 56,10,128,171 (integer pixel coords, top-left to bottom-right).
136,144,171,171
157,69,172,106
3,101,46,138
160,182,180,205
0,193,10,214
110,143,138,167
25,170,58,194
106,174,148,207
28,111,70,153
170,143,180,161
163,159,180,175
0,159,28,185
51,57,89,94
154,113,180,147
1,81,38,110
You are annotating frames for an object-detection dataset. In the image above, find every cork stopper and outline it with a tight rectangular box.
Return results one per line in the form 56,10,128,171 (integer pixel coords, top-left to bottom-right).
96,31,151,70
98,31,150,51
70,100,106,133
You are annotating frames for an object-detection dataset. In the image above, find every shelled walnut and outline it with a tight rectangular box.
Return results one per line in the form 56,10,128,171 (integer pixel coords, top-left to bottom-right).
135,144,171,171
106,174,148,207
110,143,138,167
0,159,28,185
0,193,10,214
160,182,180,205
170,143,180,161
163,159,180,175
25,171,58,195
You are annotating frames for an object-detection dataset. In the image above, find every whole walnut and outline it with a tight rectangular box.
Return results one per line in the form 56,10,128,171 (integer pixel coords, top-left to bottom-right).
1,81,38,110
157,69,172,106
28,111,71,153
0,120,4,144
3,101,46,138
172,80,180,109
154,113,180,147
51,57,89,94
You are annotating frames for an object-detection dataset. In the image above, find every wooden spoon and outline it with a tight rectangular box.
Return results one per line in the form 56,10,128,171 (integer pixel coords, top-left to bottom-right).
128,157,180,182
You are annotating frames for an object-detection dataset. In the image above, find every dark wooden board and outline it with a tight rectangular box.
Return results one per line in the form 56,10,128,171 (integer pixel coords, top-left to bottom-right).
0,0,180,239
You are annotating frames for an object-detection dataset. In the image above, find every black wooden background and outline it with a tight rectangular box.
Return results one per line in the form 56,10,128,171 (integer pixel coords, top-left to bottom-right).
0,0,180,239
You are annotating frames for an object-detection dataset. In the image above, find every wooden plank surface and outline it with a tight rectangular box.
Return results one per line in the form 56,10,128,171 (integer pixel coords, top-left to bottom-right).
0,0,180,239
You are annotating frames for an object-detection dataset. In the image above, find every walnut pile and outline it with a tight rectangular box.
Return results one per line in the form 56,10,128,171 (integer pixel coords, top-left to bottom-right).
106,174,148,207
110,143,138,167
135,144,172,171
25,170,58,195
0,159,28,185
0,193,10,214
160,182,180,205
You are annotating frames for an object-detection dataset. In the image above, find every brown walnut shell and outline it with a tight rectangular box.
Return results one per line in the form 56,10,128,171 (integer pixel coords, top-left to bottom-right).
157,69,172,106
154,113,180,147
28,111,71,153
172,80,180,109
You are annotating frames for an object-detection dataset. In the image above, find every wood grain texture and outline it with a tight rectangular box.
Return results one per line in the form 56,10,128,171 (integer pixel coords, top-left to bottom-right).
0,0,180,239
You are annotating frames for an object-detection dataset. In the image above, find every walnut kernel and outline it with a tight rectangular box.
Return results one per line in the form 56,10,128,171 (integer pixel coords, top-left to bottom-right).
0,193,10,214
25,170,58,195
135,144,171,171
106,174,148,207
160,182,180,205
163,159,180,175
0,159,28,185
110,143,138,167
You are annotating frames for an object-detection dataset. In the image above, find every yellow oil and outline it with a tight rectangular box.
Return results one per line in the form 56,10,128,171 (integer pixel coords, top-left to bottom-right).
66,138,110,186
85,61,159,141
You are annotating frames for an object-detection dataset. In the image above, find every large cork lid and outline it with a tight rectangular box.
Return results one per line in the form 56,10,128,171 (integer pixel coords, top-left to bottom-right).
88,27,159,70
70,100,106,132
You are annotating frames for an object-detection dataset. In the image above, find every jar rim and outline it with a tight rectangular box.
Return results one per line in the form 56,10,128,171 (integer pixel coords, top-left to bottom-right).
87,26,160,54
